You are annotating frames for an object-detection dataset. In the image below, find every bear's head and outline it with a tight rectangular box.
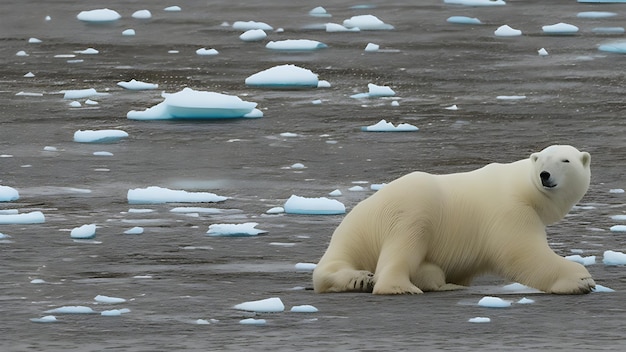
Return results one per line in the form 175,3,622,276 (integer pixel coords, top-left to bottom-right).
530,145,591,223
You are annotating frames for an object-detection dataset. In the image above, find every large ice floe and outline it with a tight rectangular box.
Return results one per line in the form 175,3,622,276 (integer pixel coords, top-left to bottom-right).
127,88,262,120
245,64,319,88
77,9,121,24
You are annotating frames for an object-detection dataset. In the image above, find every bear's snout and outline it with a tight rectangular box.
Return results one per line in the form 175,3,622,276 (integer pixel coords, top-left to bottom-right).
540,171,556,188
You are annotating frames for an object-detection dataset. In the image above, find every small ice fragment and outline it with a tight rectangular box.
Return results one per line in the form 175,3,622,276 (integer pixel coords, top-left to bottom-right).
592,27,625,34
445,104,459,110
127,186,227,204
232,21,273,31
610,225,626,232
246,64,319,88
309,6,331,17
495,25,522,37
497,95,526,100
611,215,626,221
29,37,42,44
317,80,331,88
592,285,615,293
291,163,306,169
609,188,624,194
122,29,136,36
95,295,126,304
291,305,318,313
391,101,400,107
266,39,327,51
85,99,98,105
578,11,617,18
446,16,482,25
101,308,130,316
362,119,419,132
364,43,380,52
266,207,284,214
542,23,579,35
117,79,158,90
31,279,46,284
132,10,152,19
325,23,360,32
284,195,346,215
70,224,96,239
45,306,96,314
329,189,342,197
73,130,128,143
164,6,182,12
444,0,505,5
603,250,626,266
349,186,365,191
240,318,267,325
234,297,284,313
598,42,626,54
124,226,144,235
207,222,267,237
69,101,81,108
538,48,549,56
371,183,386,190
240,29,267,42
16,51,29,57
343,14,394,30
565,254,596,266
312,99,322,105
0,211,45,224
0,186,19,201
62,88,100,99
77,8,121,23
195,319,210,325
45,15,51,21
517,297,535,304
468,317,491,323
295,263,317,271
196,48,219,56
24,72,35,77
281,132,298,137
368,83,395,97
478,296,511,308
30,316,57,323
77,48,99,54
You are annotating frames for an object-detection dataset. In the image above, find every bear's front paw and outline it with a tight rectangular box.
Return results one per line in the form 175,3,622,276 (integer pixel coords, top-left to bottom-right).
549,276,595,294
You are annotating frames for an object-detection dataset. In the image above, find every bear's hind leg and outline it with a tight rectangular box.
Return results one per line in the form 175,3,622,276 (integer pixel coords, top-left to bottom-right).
313,263,375,293
412,262,465,292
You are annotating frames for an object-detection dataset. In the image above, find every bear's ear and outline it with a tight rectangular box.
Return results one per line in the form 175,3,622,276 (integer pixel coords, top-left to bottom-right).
580,152,591,167
530,153,539,163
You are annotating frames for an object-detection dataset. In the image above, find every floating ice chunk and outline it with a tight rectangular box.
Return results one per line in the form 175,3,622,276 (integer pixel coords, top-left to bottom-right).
598,41,626,54
124,226,144,235
266,207,285,214
240,318,267,325
170,207,222,214
325,23,360,32
495,25,522,37
266,39,327,51
603,250,626,265
497,95,526,100
317,80,331,88
195,319,210,325
71,224,96,239
343,15,394,30
117,79,158,90
69,101,81,107
31,279,45,284
164,6,182,12
611,225,626,232
295,262,317,271
290,163,306,169
468,317,490,323
578,0,626,3
592,27,625,34
592,285,615,293
62,88,106,99
577,11,617,18
93,151,113,156
101,308,131,316
206,222,267,237
610,188,625,194
24,72,35,78
246,64,319,88
611,215,626,221
0,211,45,224
565,254,596,266
16,51,29,57
122,29,136,36
309,6,331,17
312,99,322,105
517,297,535,304
362,119,419,132
365,43,380,52
30,316,57,323
45,306,96,314
233,21,273,31
446,16,482,25
500,282,540,293
77,8,121,23
371,183,386,191
349,186,365,191
445,0,506,5
196,48,219,56
234,297,284,313
127,88,259,120
74,129,128,143
329,189,342,197
542,23,578,35
291,305,318,313
284,195,345,215
0,186,19,201
368,83,395,97
85,99,98,105
45,16,51,21
132,10,152,19
76,48,99,54
127,186,228,204
478,296,511,308
95,295,126,304
538,48,549,56
240,29,267,42
29,37,42,43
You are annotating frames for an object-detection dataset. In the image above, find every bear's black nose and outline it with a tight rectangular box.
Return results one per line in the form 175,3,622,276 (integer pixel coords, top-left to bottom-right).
540,171,556,188
540,171,550,181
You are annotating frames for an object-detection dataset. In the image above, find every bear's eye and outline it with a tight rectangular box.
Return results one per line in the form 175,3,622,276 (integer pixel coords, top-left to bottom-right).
562,159,570,163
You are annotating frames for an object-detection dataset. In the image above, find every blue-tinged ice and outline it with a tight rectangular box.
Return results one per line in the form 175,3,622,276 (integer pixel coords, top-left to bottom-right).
71,224,96,239
593,27,625,34
343,15,394,30
351,83,396,98
478,296,511,308
232,21,273,31
284,195,346,215
73,129,128,143
565,254,596,266
447,16,482,25
196,48,218,56
542,23,579,35
240,29,267,42
265,39,327,51
206,222,267,237
295,262,317,271
495,25,522,36
246,64,319,88
592,285,615,293
0,211,45,225
517,297,535,304
240,318,267,325
124,226,144,235
309,6,331,18
101,308,131,316
30,315,57,323
132,10,151,19
611,215,626,221
468,317,490,323
362,119,419,132
77,9,121,23
577,11,617,18
325,23,360,32
291,305,318,313
127,186,228,204
45,306,96,314
127,88,261,120
62,88,108,99
0,186,19,201
603,250,626,265
234,297,284,313
117,79,158,90
611,225,626,232
445,0,506,6
598,41,626,53
95,295,126,304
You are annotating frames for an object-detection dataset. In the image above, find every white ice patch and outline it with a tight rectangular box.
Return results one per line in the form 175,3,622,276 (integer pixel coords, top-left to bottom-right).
592,285,615,293
246,64,319,88
295,262,317,271
73,129,128,143
132,10,152,19
30,316,57,323
447,16,482,25
265,40,327,51
240,29,267,42
0,211,45,225
325,23,360,32
127,186,228,204
565,254,596,266
603,250,626,265
517,297,535,304
117,79,158,90
266,207,285,214
495,25,522,37
95,295,126,304
124,226,144,235
577,11,617,18
45,306,96,314
309,6,331,18
122,29,136,36
478,296,512,308
598,42,626,54
234,297,285,313
343,15,394,30
164,6,182,12
62,88,107,99
362,119,418,132
70,224,96,239
445,0,506,5
239,318,267,325
290,305,318,313
206,222,267,237
283,195,346,215
0,186,19,201
101,308,131,316
232,21,273,31
77,8,121,23
351,83,396,98
468,317,491,323
542,23,579,35
610,225,626,232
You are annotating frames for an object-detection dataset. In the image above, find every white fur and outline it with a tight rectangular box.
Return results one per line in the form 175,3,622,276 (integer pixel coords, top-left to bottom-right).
313,145,594,295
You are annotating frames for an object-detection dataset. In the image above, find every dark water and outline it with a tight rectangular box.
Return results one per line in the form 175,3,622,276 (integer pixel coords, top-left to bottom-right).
1,0,625,351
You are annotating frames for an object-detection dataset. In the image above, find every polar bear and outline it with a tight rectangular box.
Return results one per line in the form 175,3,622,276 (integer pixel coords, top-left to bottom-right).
313,145,594,295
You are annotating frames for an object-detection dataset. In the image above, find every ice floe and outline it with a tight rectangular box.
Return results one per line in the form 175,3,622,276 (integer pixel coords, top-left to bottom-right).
611,225,626,232
77,9,121,23
127,88,261,120
124,226,144,235
343,15,394,30
206,222,267,237
122,29,136,36
164,6,182,12
0,186,19,201
196,48,219,56
233,21,273,31
291,305,318,313
610,188,625,194
447,16,482,25
468,317,491,323
283,195,346,215
266,206,284,214
16,51,29,57
478,296,511,308
577,11,617,18
362,119,419,132
592,285,615,293
70,224,96,239
240,318,266,325
132,10,152,19
603,250,626,265
234,297,285,313
538,48,549,56
295,262,317,271
117,79,158,90
517,297,535,304
29,37,42,44
240,29,267,42
30,316,57,323
95,295,126,304
309,7,331,18
246,64,319,88
351,83,396,98
598,41,626,54
62,88,107,99
364,43,380,52
0,211,45,225
265,40,327,51
101,308,131,316
565,254,596,266
542,23,579,35
127,186,228,204
45,306,96,314
495,25,522,37
73,129,128,143
325,23,360,32
76,48,99,55
445,0,506,5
